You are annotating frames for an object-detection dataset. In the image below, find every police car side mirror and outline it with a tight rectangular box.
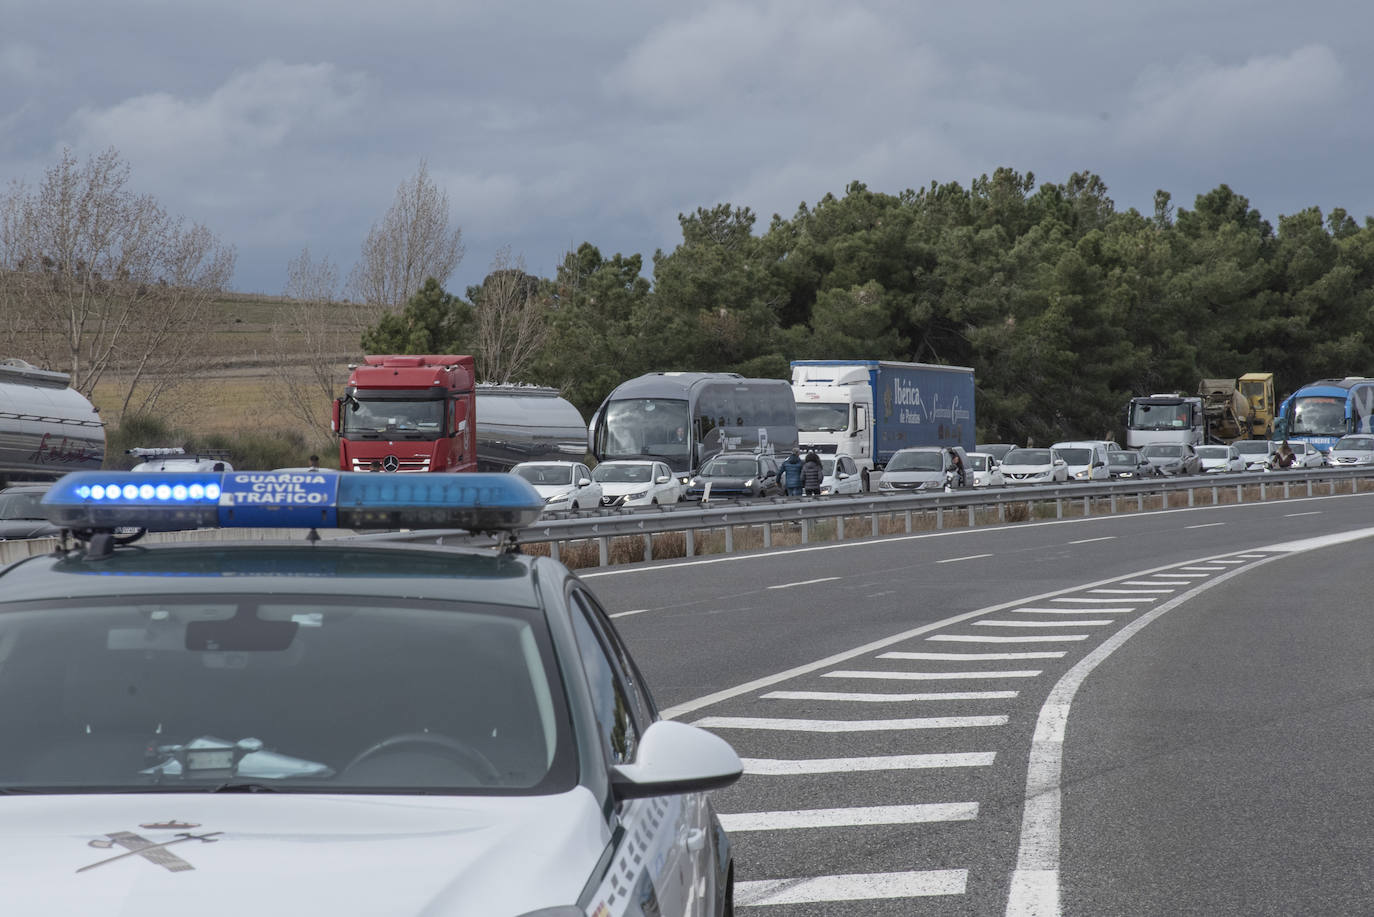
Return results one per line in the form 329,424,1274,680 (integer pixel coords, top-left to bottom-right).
610,721,743,800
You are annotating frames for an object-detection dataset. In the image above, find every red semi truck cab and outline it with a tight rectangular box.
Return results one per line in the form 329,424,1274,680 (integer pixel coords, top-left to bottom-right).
333,355,477,472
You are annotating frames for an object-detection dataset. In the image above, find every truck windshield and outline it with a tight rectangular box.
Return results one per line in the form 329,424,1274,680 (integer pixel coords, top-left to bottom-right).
1287,396,1346,436
1129,401,1190,430
597,399,690,463
341,399,444,438
795,402,848,433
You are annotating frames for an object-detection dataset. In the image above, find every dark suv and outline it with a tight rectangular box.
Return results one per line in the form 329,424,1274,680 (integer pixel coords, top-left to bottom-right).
686,452,783,499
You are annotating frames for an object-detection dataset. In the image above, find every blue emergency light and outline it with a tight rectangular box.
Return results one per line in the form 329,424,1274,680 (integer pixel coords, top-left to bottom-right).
42,471,545,535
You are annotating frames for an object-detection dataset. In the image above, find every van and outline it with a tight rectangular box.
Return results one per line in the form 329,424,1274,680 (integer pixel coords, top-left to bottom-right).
877,446,971,492
1050,440,1110,482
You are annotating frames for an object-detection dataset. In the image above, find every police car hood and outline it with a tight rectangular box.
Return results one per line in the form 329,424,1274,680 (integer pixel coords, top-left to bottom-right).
3,788,607,915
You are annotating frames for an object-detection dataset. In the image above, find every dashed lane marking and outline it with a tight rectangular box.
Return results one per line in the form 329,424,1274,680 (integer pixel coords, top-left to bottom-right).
768,576,841,589
1012,607,1135,615
1050,597,1157,604
929,634,1092,643
878,651,1067,661
741,752,996,775
693,715,1008,732
737,870,968,906
762,690,1018,702
823,669,1043,681
938,553,995,564
1089,588,1175,594
1068,536,1116,545
976,619,1116,627
720,803,978,832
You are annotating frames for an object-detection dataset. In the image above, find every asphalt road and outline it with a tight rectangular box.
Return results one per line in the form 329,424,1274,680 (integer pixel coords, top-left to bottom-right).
582,490,1374,915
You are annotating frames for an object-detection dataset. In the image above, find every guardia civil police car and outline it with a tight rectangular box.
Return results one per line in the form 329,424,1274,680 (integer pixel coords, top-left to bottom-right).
0,470,741,916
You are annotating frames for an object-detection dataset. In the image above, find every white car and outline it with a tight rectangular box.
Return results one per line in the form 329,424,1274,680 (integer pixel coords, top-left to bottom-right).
1050,441,1110,482
592,460,682,507
1232,439,1276,471
1000,447,1069,485
1196,444,1245,473
966,451,1006,487
128,447,234,473
511,461,603,512
1286,441,1325,468
1327,434,1374,466
820,455,864,495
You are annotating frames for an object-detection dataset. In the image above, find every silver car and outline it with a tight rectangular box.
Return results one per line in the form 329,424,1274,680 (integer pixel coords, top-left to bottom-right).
1195,444,1244,474
1328,434,1374,466
999,448,1069,485
1140,443,1201,476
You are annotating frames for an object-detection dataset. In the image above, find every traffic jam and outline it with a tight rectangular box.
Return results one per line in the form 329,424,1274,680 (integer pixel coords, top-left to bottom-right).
1,355,1372,916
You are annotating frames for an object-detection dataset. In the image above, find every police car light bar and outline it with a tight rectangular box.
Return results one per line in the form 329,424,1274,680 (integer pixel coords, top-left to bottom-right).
42,471,546,535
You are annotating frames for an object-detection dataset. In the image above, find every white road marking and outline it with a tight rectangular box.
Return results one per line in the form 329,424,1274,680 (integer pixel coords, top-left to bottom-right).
1007,528,1374,917
1090,588,1174,594
879,651,1066,661
1068,536,1115,544
762,690,1018,702
864,591,897,598
824,669,1042,680
1013,607,1134,615
738,870,967,905
1179,565,1228,571
1051,597,1155,604
720,803,978,832
976,619,1115,627
937,553,994,564
693,715,1007,732
1157,572,1210,578
1120,579,1189,586
1185,522,1226,529
1285,511,1321,518
929,634,1092,643
609,608,648,619
742,752,995,774
768,576,841,589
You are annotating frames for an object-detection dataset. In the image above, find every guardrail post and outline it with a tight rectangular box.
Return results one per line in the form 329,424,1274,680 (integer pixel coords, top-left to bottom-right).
644,535,652,562
1110,493,1117,514
1330,479,1336,495
936,506,944,529
1187,488,1194,507
1306,479,1313,497
801,519,809,543
1056,498,1063,520
763,523,772,548
872,512,879,537
1355,477,1360,494
968,505,975,526
1137,492,1144,511
725,525,734,553
550,540,560,562
685,529,695,556
1283,481,1290,499
1082,496,1089,517
598,536,609,567
836,515,845,540
1259,481,1266,500
1211,485,1218,505
904,509,912,533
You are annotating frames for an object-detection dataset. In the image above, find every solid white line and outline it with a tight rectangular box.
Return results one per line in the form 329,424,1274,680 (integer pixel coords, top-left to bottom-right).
609,608,648,619
937,553,994,564
1051,597,1155,604
928,634,1091,643
1013,607,1134,615
1068,536,1116,544
693,715,1007,732
768,576,841,589
763,690,1018,702
742,752,995,774
738,871,967,905
976,619,1115,627
720,803,978,832
879,651,1066,661
823,669,1042,680
1285,511,1321,518
1006,527,1374,917
1090,588,1174,594
1185,522,1226,529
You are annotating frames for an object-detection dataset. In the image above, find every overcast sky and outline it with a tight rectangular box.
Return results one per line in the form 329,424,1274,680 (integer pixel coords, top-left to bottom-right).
4,0,1370,298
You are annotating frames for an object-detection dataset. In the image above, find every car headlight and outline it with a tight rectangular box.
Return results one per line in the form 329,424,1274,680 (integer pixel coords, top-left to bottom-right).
626,489,648,500
821,486,833,494
689,477,701,487
1074,471,1088,479
744,478,755,488
545,492,569,504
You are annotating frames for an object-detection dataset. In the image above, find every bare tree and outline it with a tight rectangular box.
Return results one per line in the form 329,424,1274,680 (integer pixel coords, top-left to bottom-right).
0,147,234,416
347,159,463,311
269,248,366,436
470,247,549,384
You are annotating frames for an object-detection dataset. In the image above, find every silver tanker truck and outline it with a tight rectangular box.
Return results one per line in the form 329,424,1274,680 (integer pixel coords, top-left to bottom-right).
0,359,106,486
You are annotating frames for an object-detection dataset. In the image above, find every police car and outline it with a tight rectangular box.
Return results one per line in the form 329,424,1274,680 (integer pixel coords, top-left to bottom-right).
0,470,741,916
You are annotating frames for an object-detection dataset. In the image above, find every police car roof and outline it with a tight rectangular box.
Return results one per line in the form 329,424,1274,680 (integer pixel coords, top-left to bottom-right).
0,540,547,607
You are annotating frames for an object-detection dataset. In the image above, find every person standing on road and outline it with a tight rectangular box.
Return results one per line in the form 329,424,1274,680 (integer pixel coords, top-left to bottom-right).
1269,440,1296,470
947,449,967,488
801,451,824,496
781,448,804,496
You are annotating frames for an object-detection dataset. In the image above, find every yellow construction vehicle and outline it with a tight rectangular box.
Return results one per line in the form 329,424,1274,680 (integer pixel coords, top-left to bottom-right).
1198,373,1275,443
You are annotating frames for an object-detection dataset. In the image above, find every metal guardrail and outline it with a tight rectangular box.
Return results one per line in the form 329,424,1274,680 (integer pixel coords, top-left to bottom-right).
5,467,1372,569
383,466,1374,566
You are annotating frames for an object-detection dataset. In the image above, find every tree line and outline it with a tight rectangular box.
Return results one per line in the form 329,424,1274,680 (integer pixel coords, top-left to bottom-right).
5,149,1372,446
370,169,1374,445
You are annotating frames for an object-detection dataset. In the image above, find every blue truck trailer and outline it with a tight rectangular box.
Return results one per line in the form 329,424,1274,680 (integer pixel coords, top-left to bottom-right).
791,360,975,490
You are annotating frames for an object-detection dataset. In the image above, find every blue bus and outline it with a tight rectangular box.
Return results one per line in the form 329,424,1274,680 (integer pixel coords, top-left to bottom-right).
589,372,799,479
1276,376,1374,451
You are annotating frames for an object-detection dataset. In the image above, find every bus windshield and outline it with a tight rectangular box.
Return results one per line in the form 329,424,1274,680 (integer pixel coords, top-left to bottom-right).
1287,396,1347,436
596,399,690,464
795,402,848,433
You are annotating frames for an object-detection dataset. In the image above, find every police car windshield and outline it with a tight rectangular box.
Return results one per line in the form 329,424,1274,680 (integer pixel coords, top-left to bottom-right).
0,596,573,795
